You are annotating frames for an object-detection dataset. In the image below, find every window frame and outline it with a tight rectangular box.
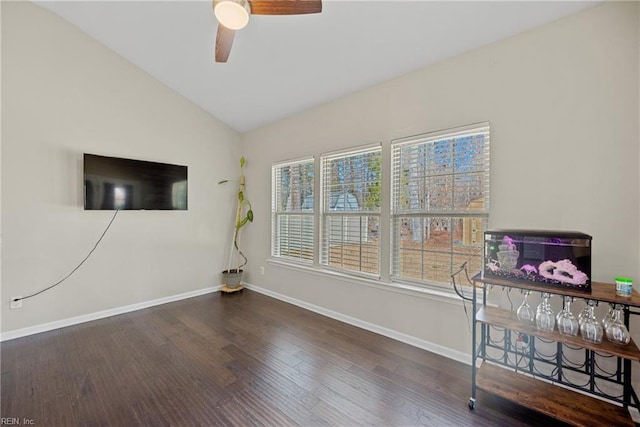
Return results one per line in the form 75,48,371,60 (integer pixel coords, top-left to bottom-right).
268,122,490,293
271,156,316,264
390,122,490,288
319,144,382,279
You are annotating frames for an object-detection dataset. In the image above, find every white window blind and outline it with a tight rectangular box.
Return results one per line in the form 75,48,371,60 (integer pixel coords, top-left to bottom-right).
391,123,490,286
272,158,315,263
320,145,381,276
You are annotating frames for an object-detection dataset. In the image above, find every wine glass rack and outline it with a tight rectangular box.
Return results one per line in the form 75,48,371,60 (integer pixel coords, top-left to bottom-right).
470,273,640,426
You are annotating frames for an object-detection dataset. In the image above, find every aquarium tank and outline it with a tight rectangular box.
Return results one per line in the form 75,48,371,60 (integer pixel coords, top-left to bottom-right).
484,230,592,292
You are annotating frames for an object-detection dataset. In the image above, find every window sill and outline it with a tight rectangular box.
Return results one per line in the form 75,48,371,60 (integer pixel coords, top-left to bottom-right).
267,258,477,306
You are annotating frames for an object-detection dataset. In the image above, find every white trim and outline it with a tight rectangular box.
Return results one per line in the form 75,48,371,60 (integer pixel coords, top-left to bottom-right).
320,141,382,159
244,281,472,366
391,121,490,147
272,155,315,169
2,281,473,366
0,286,220,342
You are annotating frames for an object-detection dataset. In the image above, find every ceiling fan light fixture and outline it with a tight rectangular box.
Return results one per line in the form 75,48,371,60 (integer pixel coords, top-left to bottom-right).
214,0,251,30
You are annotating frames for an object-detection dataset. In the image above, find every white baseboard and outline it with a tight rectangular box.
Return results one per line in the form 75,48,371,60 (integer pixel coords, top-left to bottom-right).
244,282,472,366
0,286,220,342
3,283,472,366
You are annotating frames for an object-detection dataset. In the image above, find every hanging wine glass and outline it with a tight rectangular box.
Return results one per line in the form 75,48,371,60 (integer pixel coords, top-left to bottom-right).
578,299,592,327
536,293,555,332
556,299,565,325
580,300,603,343
556,294,571,325
605,305,631,345
517,290,535,323
557,296,579,336
601,303,615,330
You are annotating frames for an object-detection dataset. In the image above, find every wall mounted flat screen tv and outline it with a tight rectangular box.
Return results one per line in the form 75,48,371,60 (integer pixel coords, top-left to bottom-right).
84,154,187,210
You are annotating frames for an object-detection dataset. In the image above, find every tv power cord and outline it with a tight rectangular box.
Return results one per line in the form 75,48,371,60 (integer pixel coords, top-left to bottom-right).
12,210,119,304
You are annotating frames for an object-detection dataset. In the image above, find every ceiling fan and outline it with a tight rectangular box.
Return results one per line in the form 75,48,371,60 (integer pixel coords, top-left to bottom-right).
212,0,322,63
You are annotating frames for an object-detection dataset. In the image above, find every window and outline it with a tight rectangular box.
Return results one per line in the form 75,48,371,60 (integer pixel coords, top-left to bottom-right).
271,158,315,263
321,145,381,276
391,123,490,286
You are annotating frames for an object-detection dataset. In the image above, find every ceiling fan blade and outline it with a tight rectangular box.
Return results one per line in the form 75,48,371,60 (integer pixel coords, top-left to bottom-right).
215,24,235,63
249,0,322,15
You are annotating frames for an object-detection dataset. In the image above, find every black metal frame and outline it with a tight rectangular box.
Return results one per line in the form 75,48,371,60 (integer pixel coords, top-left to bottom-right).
470,280,640,410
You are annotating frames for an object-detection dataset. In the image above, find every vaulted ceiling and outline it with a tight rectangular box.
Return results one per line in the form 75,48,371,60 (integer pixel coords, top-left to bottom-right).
37,1,598,132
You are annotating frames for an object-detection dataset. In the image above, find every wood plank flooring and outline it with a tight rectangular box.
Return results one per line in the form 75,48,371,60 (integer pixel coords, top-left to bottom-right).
1,289,568,426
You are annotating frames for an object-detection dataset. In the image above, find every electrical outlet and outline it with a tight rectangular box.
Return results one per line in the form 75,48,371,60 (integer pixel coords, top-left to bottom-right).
260,266,265,275
10,297,22,309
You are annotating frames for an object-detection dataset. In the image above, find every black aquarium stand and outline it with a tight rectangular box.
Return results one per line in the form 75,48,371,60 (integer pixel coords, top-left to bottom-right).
470,273,640,426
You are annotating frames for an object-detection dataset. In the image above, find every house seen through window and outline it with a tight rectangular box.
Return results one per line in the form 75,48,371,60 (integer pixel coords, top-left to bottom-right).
321,145,382,276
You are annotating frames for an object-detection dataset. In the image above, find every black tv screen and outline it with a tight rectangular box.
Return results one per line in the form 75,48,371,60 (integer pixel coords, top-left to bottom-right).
84,154,187,210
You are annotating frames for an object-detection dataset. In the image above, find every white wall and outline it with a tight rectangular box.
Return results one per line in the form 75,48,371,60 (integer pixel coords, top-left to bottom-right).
1,2,241,333
241,2,639,358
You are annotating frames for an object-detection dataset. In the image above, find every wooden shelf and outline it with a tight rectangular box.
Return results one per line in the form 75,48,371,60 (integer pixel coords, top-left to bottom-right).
473,273,640,308
476,363,634,427
476,306,640,361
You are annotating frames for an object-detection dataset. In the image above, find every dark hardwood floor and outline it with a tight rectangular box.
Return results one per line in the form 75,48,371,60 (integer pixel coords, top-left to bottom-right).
1,289,567,426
